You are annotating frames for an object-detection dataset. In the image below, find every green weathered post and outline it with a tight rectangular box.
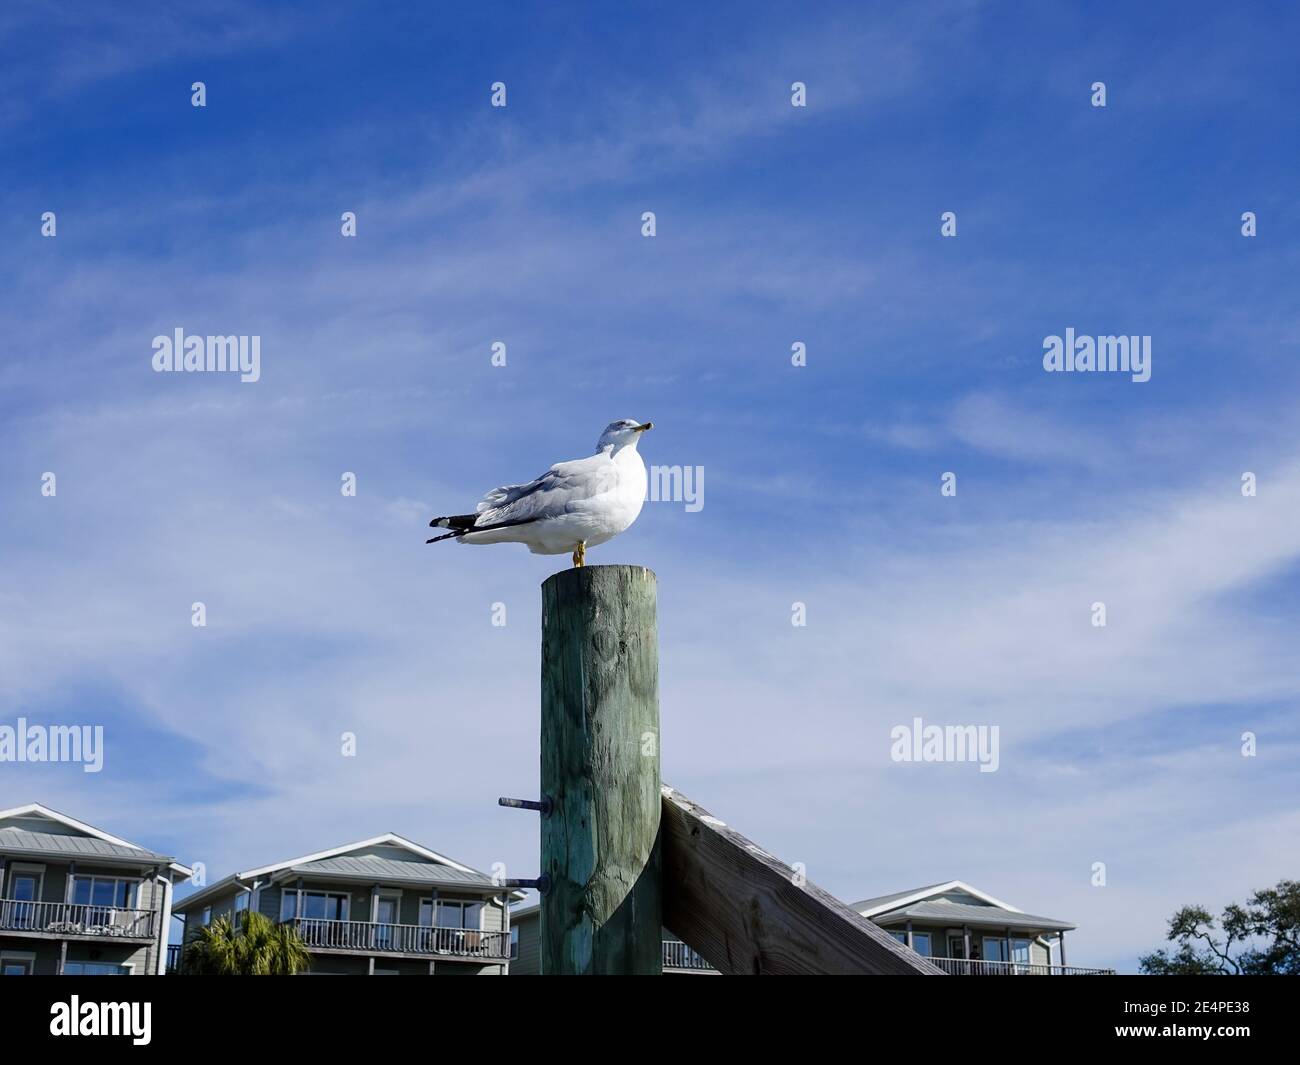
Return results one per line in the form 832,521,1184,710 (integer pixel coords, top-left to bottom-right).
540,564,662,975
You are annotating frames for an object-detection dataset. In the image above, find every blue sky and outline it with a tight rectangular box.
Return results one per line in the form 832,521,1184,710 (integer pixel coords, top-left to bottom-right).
2,1,1299,973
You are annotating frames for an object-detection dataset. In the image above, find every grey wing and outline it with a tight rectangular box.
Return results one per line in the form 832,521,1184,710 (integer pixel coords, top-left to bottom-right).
475,457,617,526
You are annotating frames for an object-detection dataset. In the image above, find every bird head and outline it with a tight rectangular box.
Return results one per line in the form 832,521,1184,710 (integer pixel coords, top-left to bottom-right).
597,418,653,452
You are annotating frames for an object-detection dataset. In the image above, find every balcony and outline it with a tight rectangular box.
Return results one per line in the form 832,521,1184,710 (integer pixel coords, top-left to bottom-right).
929,957,1114,976
662,939,715,971
0,898,154,941
285,918,511,961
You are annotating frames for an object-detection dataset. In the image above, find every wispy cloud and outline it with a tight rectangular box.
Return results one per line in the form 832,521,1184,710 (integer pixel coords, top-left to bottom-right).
3,1,1298,973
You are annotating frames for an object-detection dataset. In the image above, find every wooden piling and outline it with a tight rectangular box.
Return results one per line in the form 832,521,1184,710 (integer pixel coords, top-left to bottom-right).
540,564,662,975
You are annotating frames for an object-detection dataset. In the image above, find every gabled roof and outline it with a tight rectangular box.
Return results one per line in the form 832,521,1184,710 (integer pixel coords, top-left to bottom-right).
0,803,192,878
0,826,170,863
850,882,954,914
871,900,1075,933
851,880,1024,918
241,832,479,879
285,855,497,889
173,832,521,913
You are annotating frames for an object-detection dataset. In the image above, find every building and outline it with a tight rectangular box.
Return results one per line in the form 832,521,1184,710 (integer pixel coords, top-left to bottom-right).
0,803,191,976
849,880,1113,975
509,905,713,974
511,880,1113,975
172,833,519,975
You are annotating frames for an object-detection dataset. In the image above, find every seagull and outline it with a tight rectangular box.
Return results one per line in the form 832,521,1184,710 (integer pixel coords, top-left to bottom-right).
427,419,654,567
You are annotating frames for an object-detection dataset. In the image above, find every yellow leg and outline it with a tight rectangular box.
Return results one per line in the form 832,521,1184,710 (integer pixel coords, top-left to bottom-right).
572,541,586,567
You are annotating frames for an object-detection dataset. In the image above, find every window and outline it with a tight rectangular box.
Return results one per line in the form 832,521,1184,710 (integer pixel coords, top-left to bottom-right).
510,926,520,959
63,962,130,976
10,873,40,902
435,900,483,929
0,951,35,976
300,892,349,921
201,907,211,926
889,930,931,956
280,892,296,921
980,937,1032,964
233,892,250,920
72,876,139,910
373,896,401,949
418,898,434,927
7,870,43,930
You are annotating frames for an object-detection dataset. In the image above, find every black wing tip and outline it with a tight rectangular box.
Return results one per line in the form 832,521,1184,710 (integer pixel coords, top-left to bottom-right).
429,513,479,530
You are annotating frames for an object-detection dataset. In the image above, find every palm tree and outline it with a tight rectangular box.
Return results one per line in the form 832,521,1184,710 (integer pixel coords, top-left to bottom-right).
181,910,312,975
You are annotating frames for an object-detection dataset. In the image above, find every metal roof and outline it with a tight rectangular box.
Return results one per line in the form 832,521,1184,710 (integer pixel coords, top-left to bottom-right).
171,874,241,914
284,855,498,889
0,826,172,864
172,833,521,913
871,899,1075,932
849,883,951,912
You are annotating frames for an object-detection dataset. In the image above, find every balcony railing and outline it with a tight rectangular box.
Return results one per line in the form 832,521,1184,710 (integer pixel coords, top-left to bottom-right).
286,918,510,960
928,957,1114,976
662,939,715,971
0,898,154,939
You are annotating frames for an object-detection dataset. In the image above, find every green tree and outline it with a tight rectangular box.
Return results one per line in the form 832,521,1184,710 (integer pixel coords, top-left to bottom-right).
1139,879,1300,975
181,910,312,975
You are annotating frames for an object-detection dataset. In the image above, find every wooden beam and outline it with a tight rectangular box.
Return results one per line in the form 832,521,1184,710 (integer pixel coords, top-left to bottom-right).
540,564,662,975
661,785,943,975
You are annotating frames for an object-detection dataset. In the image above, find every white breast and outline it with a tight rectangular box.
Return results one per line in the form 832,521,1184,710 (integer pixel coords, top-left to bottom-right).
590,447,645,543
